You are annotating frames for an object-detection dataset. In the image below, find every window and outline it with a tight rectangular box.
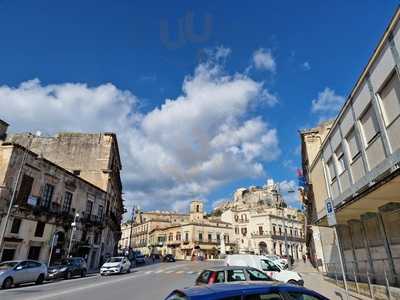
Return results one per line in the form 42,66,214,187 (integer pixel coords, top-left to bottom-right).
198,233,203,241
10,218,21,234
227,269,246,282
346,128,360,161
244,293,283,300
98,205,104,219
196,205,200,213
258,226,263,235
197,270,211,284
28,246,41,260
273,226,276,235
86,200,93,216
41,183,54,208
215,271,225,283
16,174,34,204
241,227,247,236
208,233,212,242
246,268,272,281
217,234,221,241
176,232,181,241
360,105,380,145
34,221,45,237
73,170,81,176
169,233,173,241
235,227,239,234
185,232,189,241
62,191,73,213
260,259,280,272
327,158,336,182
287,292,321,300
335,145,346,175
379,71,400,126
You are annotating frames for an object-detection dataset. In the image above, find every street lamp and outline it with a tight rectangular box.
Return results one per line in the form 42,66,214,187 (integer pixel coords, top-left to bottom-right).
272,182,295,270
67,213,80,257
0,133,36,261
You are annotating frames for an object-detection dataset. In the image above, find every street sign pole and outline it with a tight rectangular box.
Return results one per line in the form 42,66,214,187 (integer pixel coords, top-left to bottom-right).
326,199,349,300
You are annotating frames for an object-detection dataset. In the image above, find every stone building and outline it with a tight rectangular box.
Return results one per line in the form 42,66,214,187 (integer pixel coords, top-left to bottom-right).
0,127,124,268
219,183,306,259
119,200,235,259
300,121,336,271
300,7,400,290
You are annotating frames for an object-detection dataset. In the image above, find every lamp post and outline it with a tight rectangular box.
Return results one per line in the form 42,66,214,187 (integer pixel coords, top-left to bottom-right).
0,133,35,261
272,182,295,270
67,213,80,257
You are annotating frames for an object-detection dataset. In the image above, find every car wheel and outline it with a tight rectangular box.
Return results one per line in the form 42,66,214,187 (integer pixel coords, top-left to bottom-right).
127,267,131,274
2,277,13,289
81,269,87,278
36,274,45,285
65,271,71,280
288,279,300,285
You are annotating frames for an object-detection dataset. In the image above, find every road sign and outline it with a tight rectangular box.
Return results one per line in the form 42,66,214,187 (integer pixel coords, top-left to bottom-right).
325,198,337,226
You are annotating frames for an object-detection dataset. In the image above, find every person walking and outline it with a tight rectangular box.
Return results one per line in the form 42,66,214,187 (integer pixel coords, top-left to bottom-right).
302,254,306,263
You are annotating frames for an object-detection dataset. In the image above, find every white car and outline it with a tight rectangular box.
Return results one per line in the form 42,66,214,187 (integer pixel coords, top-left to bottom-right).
224,254,303,286
100,257,131,276
264,255,288,269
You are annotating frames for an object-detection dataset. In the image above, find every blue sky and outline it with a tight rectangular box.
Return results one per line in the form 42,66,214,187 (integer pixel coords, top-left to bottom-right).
0,1,397,213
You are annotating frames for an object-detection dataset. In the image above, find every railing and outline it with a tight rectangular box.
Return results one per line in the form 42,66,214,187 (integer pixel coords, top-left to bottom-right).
324,257,400,300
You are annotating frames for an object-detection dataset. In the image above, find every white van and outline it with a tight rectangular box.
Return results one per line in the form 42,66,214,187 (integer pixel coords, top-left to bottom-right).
224,254,303,286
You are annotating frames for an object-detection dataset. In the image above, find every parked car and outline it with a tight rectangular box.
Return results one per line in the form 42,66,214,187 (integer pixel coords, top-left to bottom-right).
195,266,274,285
264,255,288,269
132,251,145,264
165,282,329,300
0,260,47,289
224,255,303,286
100,256,131,275
47,257,87,280
163,254,176,263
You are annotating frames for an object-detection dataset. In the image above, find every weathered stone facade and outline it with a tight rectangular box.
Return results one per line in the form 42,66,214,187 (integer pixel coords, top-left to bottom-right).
0,128,124,269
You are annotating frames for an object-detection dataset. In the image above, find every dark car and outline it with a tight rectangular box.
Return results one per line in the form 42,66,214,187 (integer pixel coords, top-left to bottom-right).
132,251,145,265
165,282,329,300
195,266,274,285
47,257,87,280
163,254,176,262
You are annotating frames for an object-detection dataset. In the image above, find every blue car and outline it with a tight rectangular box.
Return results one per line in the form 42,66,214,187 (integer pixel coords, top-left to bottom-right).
165,282,328,300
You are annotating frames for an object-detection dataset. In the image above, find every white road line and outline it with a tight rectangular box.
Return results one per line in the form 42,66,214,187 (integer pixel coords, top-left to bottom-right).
176,270,184,274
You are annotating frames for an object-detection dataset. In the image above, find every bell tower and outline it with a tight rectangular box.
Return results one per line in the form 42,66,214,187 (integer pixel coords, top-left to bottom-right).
190,200,204,221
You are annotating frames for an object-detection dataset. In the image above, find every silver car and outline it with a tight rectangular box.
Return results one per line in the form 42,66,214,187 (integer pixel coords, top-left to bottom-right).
0,260,47,289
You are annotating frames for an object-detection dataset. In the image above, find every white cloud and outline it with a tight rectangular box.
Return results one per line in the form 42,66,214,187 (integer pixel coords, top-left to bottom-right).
302,61,311,71
260,89,278,107
311,87,345,119
252,48,276,72
0,51,280,212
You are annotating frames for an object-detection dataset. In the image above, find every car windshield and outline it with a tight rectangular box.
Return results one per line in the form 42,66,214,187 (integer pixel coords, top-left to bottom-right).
0,261,18,270
58,259,75,266
109,257,123,262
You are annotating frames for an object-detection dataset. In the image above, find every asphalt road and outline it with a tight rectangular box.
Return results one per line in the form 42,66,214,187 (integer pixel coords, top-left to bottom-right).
0,260,221,300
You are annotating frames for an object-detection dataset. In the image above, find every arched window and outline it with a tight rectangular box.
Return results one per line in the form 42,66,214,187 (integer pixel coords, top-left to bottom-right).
196,205,200,213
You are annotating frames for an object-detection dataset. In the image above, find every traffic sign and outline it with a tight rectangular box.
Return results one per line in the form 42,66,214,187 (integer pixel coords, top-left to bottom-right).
325,198,337,226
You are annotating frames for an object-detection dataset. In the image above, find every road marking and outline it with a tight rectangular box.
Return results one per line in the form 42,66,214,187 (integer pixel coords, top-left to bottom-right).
176,270,184,274
145,271,154,274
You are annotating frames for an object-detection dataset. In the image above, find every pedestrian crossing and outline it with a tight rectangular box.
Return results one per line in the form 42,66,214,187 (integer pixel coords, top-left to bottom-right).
142,267,204,276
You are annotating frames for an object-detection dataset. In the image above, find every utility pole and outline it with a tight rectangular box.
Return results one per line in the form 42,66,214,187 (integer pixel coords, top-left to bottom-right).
0,133,34,261
128,206,135,251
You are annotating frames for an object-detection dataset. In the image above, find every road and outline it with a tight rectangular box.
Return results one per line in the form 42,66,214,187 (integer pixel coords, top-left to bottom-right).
0,260,219,300
0,260,359,300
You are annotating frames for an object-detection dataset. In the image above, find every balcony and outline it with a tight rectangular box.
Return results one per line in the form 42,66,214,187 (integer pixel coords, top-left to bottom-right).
82,214,104,227
270,234,305,243
236,219,249,223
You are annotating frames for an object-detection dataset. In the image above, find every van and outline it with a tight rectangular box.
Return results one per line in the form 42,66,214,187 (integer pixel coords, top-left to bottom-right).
224,254,303,286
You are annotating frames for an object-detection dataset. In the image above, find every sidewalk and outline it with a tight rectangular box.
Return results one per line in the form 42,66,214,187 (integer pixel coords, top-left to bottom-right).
293,261,370,300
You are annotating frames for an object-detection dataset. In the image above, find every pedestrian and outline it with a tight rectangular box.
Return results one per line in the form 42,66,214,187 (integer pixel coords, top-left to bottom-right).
302,254,306,263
